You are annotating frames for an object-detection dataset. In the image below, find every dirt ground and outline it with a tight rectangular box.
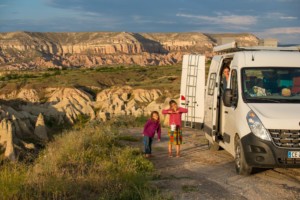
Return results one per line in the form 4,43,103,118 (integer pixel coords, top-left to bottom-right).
121,127,300,200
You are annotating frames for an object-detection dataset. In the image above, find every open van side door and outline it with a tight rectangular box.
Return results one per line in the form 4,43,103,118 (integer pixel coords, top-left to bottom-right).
203,56,222,140
180,54,205,129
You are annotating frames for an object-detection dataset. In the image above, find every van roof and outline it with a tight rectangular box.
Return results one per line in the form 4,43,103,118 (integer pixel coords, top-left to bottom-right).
213,41,300,53
231,51,300,68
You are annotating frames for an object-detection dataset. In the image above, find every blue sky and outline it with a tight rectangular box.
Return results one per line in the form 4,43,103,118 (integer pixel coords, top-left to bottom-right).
0,0,299,44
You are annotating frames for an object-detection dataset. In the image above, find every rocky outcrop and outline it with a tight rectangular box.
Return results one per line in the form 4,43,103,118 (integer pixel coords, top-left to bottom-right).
95,86,172,121
46,88,95,124
34,113,48,141
0,85,178,160
0,31,260,69
0,119,16,160
0,105,35,137
0,88,41,102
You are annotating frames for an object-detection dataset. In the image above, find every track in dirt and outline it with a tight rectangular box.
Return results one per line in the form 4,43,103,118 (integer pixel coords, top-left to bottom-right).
121,127,300,200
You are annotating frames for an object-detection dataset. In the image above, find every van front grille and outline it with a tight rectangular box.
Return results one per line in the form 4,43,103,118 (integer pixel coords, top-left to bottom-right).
278,158,300,165
269,129,300,148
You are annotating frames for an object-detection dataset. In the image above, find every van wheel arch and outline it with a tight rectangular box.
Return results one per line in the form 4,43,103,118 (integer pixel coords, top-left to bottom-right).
234,135,253,175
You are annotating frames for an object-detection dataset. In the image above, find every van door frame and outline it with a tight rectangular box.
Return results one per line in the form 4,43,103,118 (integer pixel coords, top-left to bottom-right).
204,55,234,144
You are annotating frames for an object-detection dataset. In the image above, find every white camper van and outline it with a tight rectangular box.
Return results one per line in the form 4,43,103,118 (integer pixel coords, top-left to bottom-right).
180,42,300,175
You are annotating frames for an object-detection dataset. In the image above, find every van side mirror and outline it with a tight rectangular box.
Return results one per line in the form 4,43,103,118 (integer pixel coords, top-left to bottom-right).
223,89,232,107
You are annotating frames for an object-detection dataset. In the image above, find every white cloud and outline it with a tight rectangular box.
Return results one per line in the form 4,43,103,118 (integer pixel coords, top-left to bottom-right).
131,15,175,25
280,16,298,20
84,11,102,17
265,12,298,20
255,27,300,44
132,15,153,24
176,13,257,26
264,27,300,34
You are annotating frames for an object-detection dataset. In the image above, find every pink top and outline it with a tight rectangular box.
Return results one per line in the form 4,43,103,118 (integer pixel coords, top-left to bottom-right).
162,107,188,127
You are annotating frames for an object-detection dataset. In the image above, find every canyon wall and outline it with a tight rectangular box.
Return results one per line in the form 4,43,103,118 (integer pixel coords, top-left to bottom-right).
0,31,259,69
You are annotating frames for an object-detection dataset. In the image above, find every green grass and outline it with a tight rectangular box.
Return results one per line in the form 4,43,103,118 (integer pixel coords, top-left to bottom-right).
0,123,162,200
0,65,182,97
117,135,141,142
108,115,149,128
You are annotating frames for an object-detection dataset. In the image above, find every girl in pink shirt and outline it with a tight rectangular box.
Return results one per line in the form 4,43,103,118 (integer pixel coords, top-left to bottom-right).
162,100,188,157
143,111,161,158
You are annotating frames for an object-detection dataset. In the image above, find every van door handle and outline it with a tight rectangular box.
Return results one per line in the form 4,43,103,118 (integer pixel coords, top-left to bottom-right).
209,107,212,110
224,111,228,114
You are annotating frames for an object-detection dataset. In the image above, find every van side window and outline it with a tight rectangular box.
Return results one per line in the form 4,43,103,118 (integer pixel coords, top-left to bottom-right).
231,69,238,105
208,73,216,95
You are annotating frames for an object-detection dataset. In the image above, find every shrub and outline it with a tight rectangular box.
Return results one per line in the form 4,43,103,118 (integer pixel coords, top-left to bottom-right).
109,115,148,128
0,162,27,199
0,124,156,199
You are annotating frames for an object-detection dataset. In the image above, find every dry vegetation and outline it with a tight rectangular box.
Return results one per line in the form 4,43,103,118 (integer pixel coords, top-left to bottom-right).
0,117,165,200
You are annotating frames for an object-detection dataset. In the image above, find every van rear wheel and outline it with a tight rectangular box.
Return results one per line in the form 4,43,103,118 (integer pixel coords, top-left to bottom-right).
235,137,252,175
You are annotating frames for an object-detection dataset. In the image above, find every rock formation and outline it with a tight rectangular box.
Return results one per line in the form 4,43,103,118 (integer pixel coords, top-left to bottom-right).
95,86,165,119
46,87,96,124
0,88,40,102
0,31,260,70
0,85,179,160
0,118,16,161
34,113,48,141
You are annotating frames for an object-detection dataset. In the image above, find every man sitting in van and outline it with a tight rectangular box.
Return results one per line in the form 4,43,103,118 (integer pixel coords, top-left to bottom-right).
221,65,230,95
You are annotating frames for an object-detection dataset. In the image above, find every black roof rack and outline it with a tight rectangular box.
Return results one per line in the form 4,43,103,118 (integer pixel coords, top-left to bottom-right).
213,41,300,53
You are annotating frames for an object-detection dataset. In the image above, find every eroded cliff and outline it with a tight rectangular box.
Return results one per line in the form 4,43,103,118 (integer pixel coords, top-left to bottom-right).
0,31,259,69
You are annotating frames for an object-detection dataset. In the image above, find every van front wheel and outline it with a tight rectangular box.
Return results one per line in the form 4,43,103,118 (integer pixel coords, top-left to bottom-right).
235,138,252,175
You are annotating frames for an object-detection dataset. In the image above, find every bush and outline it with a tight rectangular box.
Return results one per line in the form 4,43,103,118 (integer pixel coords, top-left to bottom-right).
0,124,156,199
109,115,148,128
0,162,27,199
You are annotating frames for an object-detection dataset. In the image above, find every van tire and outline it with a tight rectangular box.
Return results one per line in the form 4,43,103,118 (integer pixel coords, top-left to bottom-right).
235,137,252,175
208,141,220,151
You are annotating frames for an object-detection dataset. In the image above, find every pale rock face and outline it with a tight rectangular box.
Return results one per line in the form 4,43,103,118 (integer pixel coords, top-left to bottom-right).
95,86,164,117
46,87,95,123
0,88,40,102
34,113,48,141
47,87,93,103
0,119,16,161
17,89,40,102
132,89,162,102
0,31,259,69
98,111,110,121
144,101,163,116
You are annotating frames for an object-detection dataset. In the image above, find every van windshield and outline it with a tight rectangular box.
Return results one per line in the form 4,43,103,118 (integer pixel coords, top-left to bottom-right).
242,67,300,103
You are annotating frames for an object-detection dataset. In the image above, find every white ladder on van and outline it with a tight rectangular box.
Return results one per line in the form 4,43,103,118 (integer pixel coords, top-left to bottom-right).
184,55,199,128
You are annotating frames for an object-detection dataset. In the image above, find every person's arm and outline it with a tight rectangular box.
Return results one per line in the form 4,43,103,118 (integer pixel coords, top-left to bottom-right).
162,109,172,114
179,107,188,113
143,120,151,135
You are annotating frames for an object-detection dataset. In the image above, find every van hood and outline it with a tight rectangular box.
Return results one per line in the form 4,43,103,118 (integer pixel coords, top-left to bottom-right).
247,104,300,129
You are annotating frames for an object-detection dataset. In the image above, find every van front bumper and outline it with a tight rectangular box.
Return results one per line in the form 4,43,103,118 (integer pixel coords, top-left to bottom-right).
241,133,300,168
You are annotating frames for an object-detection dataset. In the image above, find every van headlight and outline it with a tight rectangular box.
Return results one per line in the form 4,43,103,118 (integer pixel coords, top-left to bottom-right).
246,110,271,141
